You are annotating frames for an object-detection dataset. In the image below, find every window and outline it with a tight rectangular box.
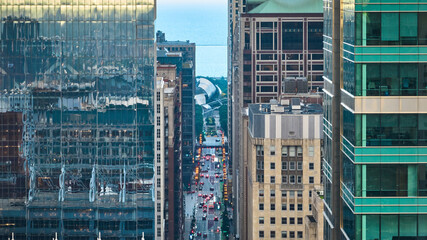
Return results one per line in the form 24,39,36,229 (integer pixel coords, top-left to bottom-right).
270,145,276,155
282,191,287,197
297,146,303,157
282,175,287,183
259,203,264,210
289,162,295,170
309,163,314,170
257,174,264,182
309,190,312,197
290,204,295,211
282,146,288,156
297,175,302,184
309,177,314,184
257,160,264,170
297,191,303,198
257,32,275,50
271,217,276,224
281,231,288,238
283,22,303,50
271,231,276,238
356,12,426,46
308,22,323,50
289,175,295,184
298,218,303,224
282,204,287,210
271,190,276,197
297,162,302,170
270,176,275,183
259,231,265,238
297,231,303,238
289,191,295,198
289,147,296,157
282,161,287,170
298,204,303,211
290,217,295,224
271,204,276,210
309,204,312,211
256,145,264,156
281,217,287,224
259,217,264,224
309,146,314,157
271,162,275,169
290,231,295,238
259,189,264,197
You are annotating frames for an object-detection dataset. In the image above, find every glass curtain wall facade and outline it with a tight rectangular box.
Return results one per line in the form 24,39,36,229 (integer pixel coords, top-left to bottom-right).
0,1,156,239
324,0,427,239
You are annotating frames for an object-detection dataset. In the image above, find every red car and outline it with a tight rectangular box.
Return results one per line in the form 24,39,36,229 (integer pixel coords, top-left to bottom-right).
213,216,219,221
203,208,207,212
198,193,202,197
200,182,205,185
200,173,204,177
215,174,219,178
205,174,209,178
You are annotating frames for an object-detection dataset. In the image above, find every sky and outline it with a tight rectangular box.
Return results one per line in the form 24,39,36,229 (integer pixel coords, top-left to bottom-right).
156,0,228,77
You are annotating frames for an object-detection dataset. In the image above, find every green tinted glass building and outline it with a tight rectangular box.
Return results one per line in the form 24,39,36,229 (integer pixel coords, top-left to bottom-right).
323,0,427,239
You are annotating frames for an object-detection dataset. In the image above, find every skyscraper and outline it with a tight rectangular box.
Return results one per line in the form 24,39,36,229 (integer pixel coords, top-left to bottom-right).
323,0,427,239
228,1,324,238
242,101,323,240
157,34,196,190
0,1,157,239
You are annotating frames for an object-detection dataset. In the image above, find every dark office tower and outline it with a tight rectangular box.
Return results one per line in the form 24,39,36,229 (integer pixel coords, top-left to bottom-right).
0,1,157,240
323,0,427,239
157,33,196,190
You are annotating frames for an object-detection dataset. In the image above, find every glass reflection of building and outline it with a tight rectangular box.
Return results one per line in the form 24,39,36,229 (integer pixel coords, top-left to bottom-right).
323,0,427,239
0,1,156,239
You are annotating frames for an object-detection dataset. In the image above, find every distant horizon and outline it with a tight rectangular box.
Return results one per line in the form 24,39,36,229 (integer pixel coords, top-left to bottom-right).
156,0,227,77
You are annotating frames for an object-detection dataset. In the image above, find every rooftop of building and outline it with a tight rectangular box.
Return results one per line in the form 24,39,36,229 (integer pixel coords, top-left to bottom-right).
247,0,323,14
249,99,323,115
157,49,183,58
157,40,195,46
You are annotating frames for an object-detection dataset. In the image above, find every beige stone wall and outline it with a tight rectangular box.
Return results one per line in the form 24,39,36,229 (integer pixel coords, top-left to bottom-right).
245,134,322,239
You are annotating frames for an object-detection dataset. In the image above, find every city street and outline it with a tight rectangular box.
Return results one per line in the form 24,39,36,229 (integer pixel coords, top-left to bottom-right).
185,146,224,239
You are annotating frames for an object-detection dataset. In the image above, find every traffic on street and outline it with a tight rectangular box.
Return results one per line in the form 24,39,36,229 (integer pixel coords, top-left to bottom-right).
185,130,229,240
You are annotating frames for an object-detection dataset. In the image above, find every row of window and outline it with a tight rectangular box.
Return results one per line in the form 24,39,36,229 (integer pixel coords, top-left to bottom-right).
255,53,323,61
355,12,427,46
352,63,427,97
343,111,427,147
259,203,305,211
258,161,314,170
256,145,310,157
256,174,315,184
259,217,303,225
342,161,427,197
259,190,307,198
259,230,303,238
